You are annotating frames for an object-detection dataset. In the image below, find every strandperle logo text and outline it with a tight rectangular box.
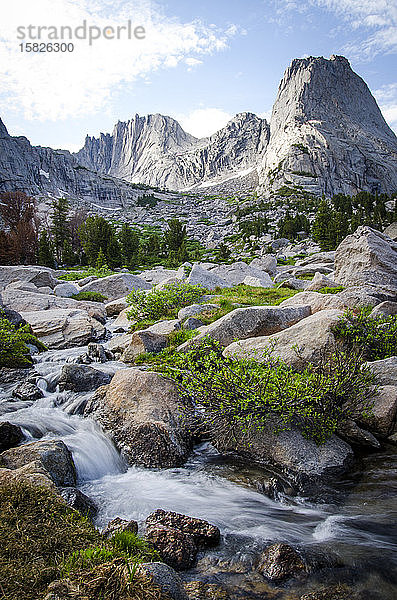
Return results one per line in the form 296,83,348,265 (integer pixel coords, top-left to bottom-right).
17,20,146,46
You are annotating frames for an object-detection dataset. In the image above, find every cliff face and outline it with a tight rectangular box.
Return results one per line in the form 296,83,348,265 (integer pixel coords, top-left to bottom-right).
75,112,269,191
259,55,397,196
0,123,144,208
1,55,396,202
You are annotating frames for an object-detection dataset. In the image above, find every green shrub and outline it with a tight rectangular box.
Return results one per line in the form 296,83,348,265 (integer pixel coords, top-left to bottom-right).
59,265,115,281
71,291,108,303
159,338,376,445
126,282,207,321
0,312,46,367
334,309,397,360
319,286,345,294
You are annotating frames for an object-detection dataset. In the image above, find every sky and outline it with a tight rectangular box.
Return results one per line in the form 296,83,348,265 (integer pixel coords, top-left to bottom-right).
0,0,396,151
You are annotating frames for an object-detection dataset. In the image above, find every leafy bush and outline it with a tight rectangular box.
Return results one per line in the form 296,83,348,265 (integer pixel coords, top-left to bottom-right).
71,291,108,303
160,338,376,445
126,282,207,321
0,312,46,367
334,308,397,360
319,286,345,294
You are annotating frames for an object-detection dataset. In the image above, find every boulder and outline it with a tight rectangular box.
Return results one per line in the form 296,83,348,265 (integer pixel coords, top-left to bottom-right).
0,421,24,451
334,226,397,295
12,381,44,401
139,267,180,285
279,288,380,313
296,251,335,266
107,333,133,354
209,261,273,287
257,543,306,581
214,417,354,489
250,255,277,276
292,265,334,276
0,461,56,490
102,516,138,538
369,301,397,318
178,303,218,321
365,356,397,386
358,385,397,437
243,274,273,288
146,509,220,549
336,419,380,449
383,222,397,241
180,305,311,350
187,264,230,290
54,282,79,297
140,563,189,600
121,331,168,362
84,368,194,468
59,487,98,520
146,525,198,571
20,308,105,349
0,304,27,328
111,307,131,331
87,342,112,363
224,309,344,369
183,317,203,330
0,440,76,487
79,273,151,301
155,277,181,290
278,277,306,291
105,296,129,316
0,266,58,291
56,364,113,392
147,319,181,335
305,272,339,292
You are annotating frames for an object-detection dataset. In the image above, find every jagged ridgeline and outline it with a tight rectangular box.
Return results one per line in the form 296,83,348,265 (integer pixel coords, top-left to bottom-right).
0,55,396,201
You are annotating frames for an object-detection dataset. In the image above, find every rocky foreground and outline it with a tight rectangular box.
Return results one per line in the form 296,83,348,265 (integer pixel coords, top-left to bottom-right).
1,223,397,600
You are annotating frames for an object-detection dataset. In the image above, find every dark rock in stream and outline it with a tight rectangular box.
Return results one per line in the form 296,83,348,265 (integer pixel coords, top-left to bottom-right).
59,487,98,520
140,562,189,600
146,524,198,571
0,421,24,450
12,381,44,402
56,364,113,392
184,580,231,599
0,367,32,385
146,509,221,548
257,542,307,582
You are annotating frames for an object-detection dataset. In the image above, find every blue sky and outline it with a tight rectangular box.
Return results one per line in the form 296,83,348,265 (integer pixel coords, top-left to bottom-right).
1,0,396,151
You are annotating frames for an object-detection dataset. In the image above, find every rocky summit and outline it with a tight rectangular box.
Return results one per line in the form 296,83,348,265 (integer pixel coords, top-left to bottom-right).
1,55,396,205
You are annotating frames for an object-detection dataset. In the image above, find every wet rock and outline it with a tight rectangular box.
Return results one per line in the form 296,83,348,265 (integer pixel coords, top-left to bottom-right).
121,330,168,362
337,419,380,449
84,368,194,468
184,581,231,600
111,307,131,331
178,303,219,321
0,460,56,490
107,333,133,354
146,509,220,548
334,226,397,296
59,487,98,520
214,416,354,490
257,543,306,581
140,562,189,600
1,440,76,487
87,342,111,363
20,308,105,349
183,317,203,330
0,367,32,385
56,364,113,392
224,309,343,369
0,421,24,450
12,381,44,401
102,516,138,538
145,524,198,570
179,305,311,350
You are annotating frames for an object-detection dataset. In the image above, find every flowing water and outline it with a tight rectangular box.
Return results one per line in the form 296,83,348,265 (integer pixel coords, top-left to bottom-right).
1,340,397,599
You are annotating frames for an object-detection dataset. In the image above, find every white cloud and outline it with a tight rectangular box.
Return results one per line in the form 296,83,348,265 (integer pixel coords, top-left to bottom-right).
374,83,397,134
177,108,233,138
0,0,238,121
273,0,397,59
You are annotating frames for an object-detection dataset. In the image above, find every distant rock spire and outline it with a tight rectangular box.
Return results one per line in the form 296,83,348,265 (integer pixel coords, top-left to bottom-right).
0,118,9,138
